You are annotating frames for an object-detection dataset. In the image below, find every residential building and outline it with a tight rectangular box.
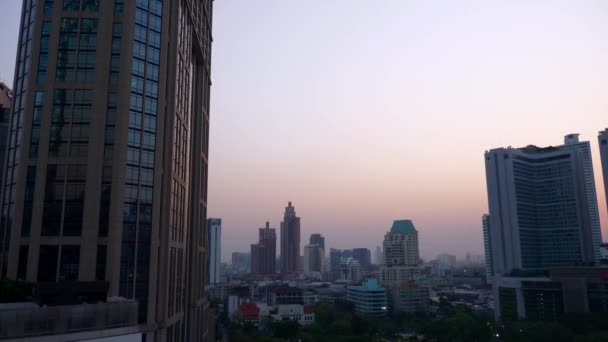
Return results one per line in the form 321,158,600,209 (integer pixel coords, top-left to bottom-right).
482,214,493,284
0,1,214,340
280,202,300,276
207,218,221,284
265,285,303,306
381,220,420,286
270,304,315,326
347,278,388,317
309,233,325,251
353,248,371,270
303,244,324,280
232,252,251,273
340,257,361,283
485,138,598,276
251,221,276,276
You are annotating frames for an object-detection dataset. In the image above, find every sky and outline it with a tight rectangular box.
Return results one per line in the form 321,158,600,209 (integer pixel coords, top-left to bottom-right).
2,1,608,263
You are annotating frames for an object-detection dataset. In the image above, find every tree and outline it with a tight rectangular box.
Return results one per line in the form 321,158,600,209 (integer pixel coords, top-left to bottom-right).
271,320,300,339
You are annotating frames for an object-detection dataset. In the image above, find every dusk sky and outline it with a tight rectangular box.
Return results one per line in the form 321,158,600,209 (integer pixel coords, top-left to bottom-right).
2,1,608,262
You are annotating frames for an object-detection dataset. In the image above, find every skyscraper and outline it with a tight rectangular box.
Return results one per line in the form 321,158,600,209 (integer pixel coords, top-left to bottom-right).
485,138,597,276
374,245,383,265
0,1,214,340
280,201,300,276
598,129,608,241
352,248,371,270
563,134,602,261
207,218,221,285
251,221,276,276
303,244,324,279
309,233,325,251
380,220,420,286
329,248,342,281
482,214,493,284
0,83,12,199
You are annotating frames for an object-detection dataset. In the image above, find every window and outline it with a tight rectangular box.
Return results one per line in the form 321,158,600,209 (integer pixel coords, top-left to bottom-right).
38,245,59,281
59,245,80,281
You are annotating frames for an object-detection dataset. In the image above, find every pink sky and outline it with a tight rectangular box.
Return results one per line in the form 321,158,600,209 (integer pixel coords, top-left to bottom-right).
208,1,608,262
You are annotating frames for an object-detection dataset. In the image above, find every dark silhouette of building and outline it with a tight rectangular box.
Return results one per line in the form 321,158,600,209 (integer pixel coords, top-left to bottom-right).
251,221,276,276
0,1,214,340
280,202,300,276
310,233,325,251
353,248,371,269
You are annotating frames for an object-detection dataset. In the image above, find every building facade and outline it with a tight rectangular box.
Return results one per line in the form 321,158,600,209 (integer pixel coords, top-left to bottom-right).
303,243,324,279
381,220,420,286
251,221,276,276
389,285,429,314
232,252,250,273
339,257,361,283
0,83,11,195
352,248,371,270
485,138,598,276
329,248,342,281
207,218,221,284
280,202,300,276
347,278,388,317
0,1,214,341
482,214,493,284
309,233,324,251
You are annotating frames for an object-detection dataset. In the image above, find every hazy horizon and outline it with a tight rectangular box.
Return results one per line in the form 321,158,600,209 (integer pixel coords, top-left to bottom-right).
2,1,608,263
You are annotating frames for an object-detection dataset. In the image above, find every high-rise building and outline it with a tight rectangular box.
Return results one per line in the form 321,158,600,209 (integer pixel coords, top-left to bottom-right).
207,218,222,285
380,220,420,286
563,134,602,261
303,244,324,279
342,249,353,259
232,252,251,273
280,202,300,276
251,221,277,276
597,129,608,248
309,233,325,251
482,214,493,284
436,253,456,269
374,245,383,265
352,248,371,270
485,138,598,275
339,257,361,283
0,1,214,340
329,248,342,281
0,83,12,197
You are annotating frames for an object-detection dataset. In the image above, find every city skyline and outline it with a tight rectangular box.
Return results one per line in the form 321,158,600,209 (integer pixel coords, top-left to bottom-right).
3,1,608,263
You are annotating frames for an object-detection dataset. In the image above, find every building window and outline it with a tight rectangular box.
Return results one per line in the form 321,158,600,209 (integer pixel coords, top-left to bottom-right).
59,245,80,280
38,245,59,282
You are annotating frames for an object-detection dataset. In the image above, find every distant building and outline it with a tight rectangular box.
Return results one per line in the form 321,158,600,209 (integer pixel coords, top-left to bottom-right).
353,248,371,270
485,137,599,275
207,218,222,284
347,278,388,317
280,202,301,276
265,285,303,306
436,254,456,269
329,248,342,281
342,249,353,259
374,246,383,265
381,220,420,286
340,257,361,283
251,221,277,276
232,252,251,273
270,305,315,326
482,215,493,284
309,233,325,251
389,284,429,314
303,244,324,280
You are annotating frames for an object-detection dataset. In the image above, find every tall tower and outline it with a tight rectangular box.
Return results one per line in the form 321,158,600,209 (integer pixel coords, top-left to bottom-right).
251,221,276,276
309,233,325,251
380,220,420,286
0,1,214,340
280,201,300,276
207,218,221,284
482,214,493,284
485,140,596,275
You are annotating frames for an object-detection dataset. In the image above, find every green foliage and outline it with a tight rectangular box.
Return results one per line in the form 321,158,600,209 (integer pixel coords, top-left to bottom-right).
271,320,300,339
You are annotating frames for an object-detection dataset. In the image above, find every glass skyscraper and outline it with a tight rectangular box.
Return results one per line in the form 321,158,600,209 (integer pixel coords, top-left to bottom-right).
0,1,214,340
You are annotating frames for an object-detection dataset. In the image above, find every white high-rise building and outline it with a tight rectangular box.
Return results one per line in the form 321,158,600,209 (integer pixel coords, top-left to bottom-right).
303,244,324,280
380,220,420,286
485,136,598,276
207,218,222,284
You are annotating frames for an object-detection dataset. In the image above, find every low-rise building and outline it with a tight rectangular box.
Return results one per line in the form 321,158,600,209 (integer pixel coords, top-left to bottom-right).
347,278,388,317
390,283,429,314
270,304,315,326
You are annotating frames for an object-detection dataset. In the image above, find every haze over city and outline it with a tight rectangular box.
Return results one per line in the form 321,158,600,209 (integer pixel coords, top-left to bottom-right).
2,0,608,262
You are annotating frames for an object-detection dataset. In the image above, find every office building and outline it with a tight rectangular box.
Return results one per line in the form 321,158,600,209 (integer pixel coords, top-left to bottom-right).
0,83,11,193
342,249,353,259
563,134,602,261
251,221,277,276
485,138,598,275
353,248,371,270
374,246,383,265
207,218,221,284
280,202,300,276
494,266,608,321
347,278,388,317
303,243,324,279
340,257,361,283
329,248,342,281
232,252,251,273
389,284,429,314
482,214,493,284
309,233,324,251
0,1,214,340
381,220,420,286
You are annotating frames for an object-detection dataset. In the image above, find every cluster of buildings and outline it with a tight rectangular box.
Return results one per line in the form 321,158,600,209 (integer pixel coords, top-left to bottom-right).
483,133,608,321
0,0,217,341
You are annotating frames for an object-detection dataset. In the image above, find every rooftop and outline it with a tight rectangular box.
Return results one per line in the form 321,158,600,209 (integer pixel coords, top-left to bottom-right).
348,278,385,292
390,220,417,234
